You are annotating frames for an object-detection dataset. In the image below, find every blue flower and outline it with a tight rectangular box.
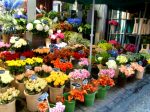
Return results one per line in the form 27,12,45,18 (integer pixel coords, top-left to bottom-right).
67,18,82,25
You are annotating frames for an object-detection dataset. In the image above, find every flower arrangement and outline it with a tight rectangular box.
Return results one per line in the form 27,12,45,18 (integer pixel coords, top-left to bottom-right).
25,57,43,68
130,62,144,72
125,44,136,53
26,19,50,36
24,77,47,95
49,102,65,112
0,42,10,51
49,29,65,40
34,65,52,78
52,22,72,31
67,18,82,28
0,70,14,87
116,55,128,65
108,40,121,48
5,60,26,74
73,51,87,60
69,69,90,80
97,42,112,51
108,20,118,26
33,48,50,54
119,65,135,77
99,68,115,78
45,71,69,88
0,87,20,104
92,75,115,87
0,51,20,61
82,84,97,94
78,58,89,67
106,60,117,69
51,58,73,72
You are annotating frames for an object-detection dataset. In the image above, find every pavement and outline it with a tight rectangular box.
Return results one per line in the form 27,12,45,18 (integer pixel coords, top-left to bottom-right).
75,66,150,112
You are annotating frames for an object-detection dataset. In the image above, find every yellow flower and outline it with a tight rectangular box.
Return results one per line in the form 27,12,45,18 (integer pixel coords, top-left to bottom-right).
148,59,150,64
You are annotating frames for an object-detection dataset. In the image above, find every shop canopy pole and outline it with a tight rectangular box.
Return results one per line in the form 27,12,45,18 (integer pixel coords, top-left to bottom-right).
88,0,95,73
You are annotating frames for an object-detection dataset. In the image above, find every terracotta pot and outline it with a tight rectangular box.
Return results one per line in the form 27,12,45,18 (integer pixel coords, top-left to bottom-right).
49,86,64,103
0,100,16,112
15,80,25,98
24,91,42,112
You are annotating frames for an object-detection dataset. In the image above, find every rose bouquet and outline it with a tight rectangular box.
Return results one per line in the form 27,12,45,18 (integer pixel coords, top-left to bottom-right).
108,40,121,49
0,87,20,104
24,77,47,95
45,71,69,88
119,65,135,77
49,29,65,40
125,44,136,53
34,65,52,78
0,51,20,61
51,58,73,72
99,68,115,78
108,20,118,26
0,70,14,87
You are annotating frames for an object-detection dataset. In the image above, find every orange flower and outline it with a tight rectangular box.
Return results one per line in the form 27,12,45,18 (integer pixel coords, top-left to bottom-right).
82,84,97,94
38,101,48,112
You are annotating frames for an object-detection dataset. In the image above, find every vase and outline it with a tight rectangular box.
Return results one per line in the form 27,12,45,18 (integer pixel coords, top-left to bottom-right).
32,34,47,49
84,92,96,106
136,69,145,79
15,80,25,98
49,86,64,103
0,85,9,93
64,100,76,112
2,34,11,43
117,74,126,87
110,25,116,33
70,79,82,90
24,91,42,112
96,86,108,99
0,100,16,112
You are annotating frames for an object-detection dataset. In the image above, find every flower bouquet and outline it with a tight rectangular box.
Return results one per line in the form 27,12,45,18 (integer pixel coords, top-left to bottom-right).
92,75,115,99
99,68,115,78
109,20,118,33
0,42,10,51
69,69,90,90
25,57,43,68
24,76,47,111
34,65,52,78
116,55,128,65
0,70,14,92
124,44,136,53
45,71,69,103
0,88,20,112
82,84,97,106
78,58,89,69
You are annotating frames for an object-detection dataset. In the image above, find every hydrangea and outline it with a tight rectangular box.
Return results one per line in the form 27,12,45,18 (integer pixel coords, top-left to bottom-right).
36,24,43,31
26,23,33,31
106,60,117,69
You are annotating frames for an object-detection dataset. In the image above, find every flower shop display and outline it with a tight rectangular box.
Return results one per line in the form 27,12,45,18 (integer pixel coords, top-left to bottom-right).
69,69,90,90
0,70,14,93
34,65,52,78
97,41,112,51
24,76,47,111
106,60,118,77
0,87,20,112
124,44,136,53
78,58,89,69
82,84,97,106
63,89,86,112
116,55,128,65
92,75,115,99
99,68,115,78
45,71,69,103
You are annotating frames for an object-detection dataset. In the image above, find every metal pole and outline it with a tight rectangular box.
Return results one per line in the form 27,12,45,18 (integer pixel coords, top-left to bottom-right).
88,0,95,73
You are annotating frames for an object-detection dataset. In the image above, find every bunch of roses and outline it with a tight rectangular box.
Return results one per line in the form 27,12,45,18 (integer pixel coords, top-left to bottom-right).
99,68,115,78
125,44,136,53
119,65,135,77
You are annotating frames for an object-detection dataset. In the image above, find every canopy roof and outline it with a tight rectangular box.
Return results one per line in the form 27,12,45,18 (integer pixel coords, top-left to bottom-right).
62,0,150,12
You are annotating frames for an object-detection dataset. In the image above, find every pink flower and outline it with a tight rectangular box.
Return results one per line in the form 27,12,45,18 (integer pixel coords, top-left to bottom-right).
34,66,42,72
108,20,118,26
99,68,115,78
42,65,52,73
78,58,89,66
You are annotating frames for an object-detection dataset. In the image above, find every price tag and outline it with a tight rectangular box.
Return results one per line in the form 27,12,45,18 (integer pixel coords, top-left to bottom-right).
20,56,26,60
30,74,37,80
72,83,81,88
83,79,88,85
25,65,32,70
0,70,5,74
38,92,49,101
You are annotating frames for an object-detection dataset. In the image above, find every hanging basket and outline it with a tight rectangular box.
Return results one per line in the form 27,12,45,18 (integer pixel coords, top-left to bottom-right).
24,91,42,112
84,92,96,106
0,100,16,112
96,86,109,99
64,100,76,112
49,86,64,103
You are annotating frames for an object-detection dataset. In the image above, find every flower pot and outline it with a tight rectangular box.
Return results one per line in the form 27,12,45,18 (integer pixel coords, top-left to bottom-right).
0,100,16,112
32,34,46,49
84,92,96,106
64,100,76,112
136,70,145,79
15,80,25,98
2,34,11,43
49,86,64,103
96,86,108,99
70,79,82,90
117,74,126,87
24,91,42,112
0,85,9,93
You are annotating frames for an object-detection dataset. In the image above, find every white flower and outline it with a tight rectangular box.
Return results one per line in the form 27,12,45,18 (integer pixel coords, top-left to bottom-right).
49,29,53,35
51,34,56,39
106,60,117,69
18,38,27,46
44,25,49,32
16,25,23,30
36,24,43,31
0,71,14,84
13,19,17,25
34,20,41,24
14,41,22,48
26,23,33,31
57,30,61,33
10,36,19,44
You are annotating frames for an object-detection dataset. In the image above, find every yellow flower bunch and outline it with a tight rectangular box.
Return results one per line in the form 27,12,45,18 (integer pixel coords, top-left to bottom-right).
24,58,35,65
6,60,26,67
32,57,43,63
45,71,69,87
147,59,150,64
24,57,43,67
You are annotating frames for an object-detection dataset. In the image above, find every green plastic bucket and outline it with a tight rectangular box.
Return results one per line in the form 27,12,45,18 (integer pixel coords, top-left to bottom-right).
84,92,96,106
64,100,76,112
96,86,108,99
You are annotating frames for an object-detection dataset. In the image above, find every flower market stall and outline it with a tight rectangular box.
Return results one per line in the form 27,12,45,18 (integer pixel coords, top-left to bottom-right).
0,0,150,112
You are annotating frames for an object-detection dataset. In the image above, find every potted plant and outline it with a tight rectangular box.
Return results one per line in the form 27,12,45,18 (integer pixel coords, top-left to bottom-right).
24,76,47,111
82,84,97,106
0,87,20,112
92,75,115,99
0,70,14,93
69,69,90,90
63,89,86,112
45,71,69,103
